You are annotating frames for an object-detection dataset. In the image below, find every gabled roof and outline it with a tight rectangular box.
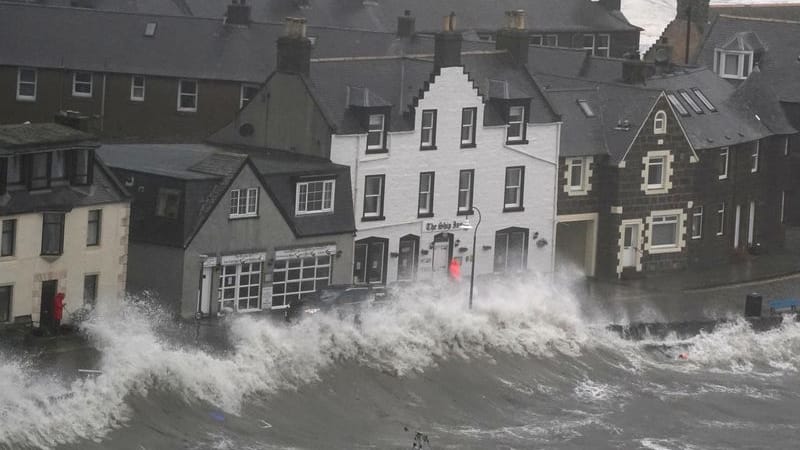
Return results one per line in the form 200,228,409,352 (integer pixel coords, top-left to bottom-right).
537,65,783,163
9,0,641,33
97,143,248,247
97,143,355,246
696,15,800,103
310,51,559,133
0,123,95,155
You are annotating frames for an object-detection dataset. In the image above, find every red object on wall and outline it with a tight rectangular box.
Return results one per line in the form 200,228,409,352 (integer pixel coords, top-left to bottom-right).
53,292,65,322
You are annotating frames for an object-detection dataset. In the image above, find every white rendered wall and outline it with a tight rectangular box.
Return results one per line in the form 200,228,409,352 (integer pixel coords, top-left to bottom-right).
0,203,129,324
330,66,559,284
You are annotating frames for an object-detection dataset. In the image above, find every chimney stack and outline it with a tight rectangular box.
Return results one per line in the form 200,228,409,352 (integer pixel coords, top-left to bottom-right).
621,53,652,85
397,10,415,37
277,17,312,75
226,0,251,26
496,10,529,67
651,37,674,74
434,12,462,70
677,0,710,30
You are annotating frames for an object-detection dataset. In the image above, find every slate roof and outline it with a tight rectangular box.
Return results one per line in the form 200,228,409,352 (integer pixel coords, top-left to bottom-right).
537,65,784,163
0,123,96,155
0,2,492,83
243,148,356,238
696,15,800,103
710,4,800,22
6,0,641,33
312,51,559,132
97,143,355,245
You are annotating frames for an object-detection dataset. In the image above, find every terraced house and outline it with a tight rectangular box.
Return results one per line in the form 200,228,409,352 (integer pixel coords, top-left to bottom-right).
539,55,792,278
0,0,639,141
0,123,130,330
211,14,561,285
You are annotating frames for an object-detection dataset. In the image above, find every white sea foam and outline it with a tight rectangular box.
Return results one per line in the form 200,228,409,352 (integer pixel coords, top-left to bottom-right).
0,277,590,449
2,277,800,449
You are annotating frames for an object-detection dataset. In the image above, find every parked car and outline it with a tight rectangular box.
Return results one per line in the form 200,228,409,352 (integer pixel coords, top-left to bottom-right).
285,285,387,321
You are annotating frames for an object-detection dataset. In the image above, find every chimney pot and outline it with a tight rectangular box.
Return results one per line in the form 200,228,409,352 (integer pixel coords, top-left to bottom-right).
434,13,462,70
277,17,311,75
496,10,529,66
226,0,251,25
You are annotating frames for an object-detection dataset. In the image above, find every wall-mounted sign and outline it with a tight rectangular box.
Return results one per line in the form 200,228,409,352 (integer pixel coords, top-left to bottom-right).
422,219,469,233
274,245,337,260
203,252,267,268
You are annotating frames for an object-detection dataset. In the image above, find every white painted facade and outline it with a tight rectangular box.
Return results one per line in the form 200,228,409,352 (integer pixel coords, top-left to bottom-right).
0,203,130,325
329,66,560,285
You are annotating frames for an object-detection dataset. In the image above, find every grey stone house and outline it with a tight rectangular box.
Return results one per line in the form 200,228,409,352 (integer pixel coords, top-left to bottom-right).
97,143,355,318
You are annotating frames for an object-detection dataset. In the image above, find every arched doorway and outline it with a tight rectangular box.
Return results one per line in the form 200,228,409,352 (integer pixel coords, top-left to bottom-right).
397,234,420,281
432,232,454,274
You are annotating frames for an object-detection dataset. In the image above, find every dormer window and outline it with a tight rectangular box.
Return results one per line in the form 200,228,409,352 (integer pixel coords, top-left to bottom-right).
366,114,386,152
296,179,335,215
714,50,753,80
507,105,526,143
654,110,667,134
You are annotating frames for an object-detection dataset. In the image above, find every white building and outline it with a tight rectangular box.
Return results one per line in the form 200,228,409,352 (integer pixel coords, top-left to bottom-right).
210,14,560,287
323,16,560,285
0,123,130,330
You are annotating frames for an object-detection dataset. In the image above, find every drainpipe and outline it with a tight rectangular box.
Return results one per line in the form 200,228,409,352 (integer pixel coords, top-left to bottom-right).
549,121,562,275
100,73,107,133
684,6,692,65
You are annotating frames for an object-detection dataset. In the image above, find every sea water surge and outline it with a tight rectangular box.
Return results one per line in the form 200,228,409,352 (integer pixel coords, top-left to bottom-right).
2,278,800,449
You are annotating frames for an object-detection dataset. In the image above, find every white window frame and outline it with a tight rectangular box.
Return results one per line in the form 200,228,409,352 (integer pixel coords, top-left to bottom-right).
420,109,437,148
504,166,524,209
507,105,525,142
544,35,558,47
295,180,335,215
418,172,434,216
714,49,753,80
582,34,596,55
564,157,592,196
218,261,262,312
647,210,684,254
72,71,93,98
596,34,610,58
647,156,665,188
271,254,332,309
363,175,384,218
460,107,476,146
654,110,667,134
130,75,145,101
457,169,474,213
641,150,673,195
16,67,37,101
692,88,717,112
229,187,259,219
691,206,703,239
366,114,385,151
751,141,760,173
240,83,259,108
529,35,543,46
719,147,729,180
177,79,198,112
716,202,725,236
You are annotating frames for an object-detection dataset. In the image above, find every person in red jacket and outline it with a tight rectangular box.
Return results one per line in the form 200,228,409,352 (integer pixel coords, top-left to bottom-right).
448,258,461,282
53,292,65,331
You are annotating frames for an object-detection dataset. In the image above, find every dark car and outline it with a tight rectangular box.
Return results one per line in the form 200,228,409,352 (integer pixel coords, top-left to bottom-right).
285,285,387,321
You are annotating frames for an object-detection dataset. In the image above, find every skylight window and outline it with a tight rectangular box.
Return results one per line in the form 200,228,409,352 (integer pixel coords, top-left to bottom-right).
691,88,716,112
679,90,703,115
144,22,157,37
577,99,595,118
667,93,689,117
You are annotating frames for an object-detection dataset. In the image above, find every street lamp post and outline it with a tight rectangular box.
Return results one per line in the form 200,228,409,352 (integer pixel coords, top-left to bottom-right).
467,206,481,309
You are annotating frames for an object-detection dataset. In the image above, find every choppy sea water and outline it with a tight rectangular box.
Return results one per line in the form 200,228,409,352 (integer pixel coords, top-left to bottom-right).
1,277,799,450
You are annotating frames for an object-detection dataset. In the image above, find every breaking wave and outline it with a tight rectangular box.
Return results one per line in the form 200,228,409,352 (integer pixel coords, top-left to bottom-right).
1,277,800,449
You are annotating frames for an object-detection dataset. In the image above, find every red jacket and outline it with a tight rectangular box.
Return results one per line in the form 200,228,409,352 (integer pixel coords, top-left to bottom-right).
53,293,65,321
448,258,461,281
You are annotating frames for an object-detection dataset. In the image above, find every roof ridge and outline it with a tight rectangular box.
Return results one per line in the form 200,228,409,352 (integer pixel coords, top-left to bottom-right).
717,14,800,25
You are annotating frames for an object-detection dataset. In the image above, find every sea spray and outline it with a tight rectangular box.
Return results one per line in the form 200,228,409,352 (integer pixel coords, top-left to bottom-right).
2,278,800,449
